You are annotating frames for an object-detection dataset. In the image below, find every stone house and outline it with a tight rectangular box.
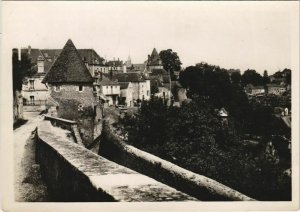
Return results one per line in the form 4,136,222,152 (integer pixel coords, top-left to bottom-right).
113,73,151,102
266,84,287,95
244,84,265,96
42,39,102,146
119,82,133,107
95,75,120,106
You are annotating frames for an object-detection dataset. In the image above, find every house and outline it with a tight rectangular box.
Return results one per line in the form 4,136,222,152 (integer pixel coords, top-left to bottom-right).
95,75,120,106
21,47,104,105
266,84,287,95
42,39,102,146
112,72,151,102
149,68,172,100
146,48,164,73
106,59,123,72
244,84,265,96
119,82,133,107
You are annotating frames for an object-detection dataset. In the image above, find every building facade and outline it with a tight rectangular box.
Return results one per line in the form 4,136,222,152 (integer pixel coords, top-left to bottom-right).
42,39,102,146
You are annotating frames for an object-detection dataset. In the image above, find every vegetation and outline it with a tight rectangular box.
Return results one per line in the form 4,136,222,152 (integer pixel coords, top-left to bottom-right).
12,49,35,93
120,62,291,200
159,49,182,79
121,97,291,200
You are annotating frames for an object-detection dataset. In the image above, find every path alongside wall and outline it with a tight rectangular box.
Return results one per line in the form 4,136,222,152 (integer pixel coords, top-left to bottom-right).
36,120,196,201
99,120,255,201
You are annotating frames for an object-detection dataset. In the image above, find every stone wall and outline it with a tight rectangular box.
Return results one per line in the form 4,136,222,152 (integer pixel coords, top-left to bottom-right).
99,120,255,201
48,83,102,146
36,120,196,202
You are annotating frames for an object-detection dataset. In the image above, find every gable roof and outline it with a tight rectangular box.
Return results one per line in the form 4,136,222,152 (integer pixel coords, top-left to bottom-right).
99,75,119,86
119,82,130,89
42,39,94,84
113,73,146,83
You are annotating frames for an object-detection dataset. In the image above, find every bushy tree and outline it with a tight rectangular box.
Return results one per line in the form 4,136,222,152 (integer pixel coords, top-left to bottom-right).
231,72,241,84
159,49,182,79
241,69,263,86
12,49,35,93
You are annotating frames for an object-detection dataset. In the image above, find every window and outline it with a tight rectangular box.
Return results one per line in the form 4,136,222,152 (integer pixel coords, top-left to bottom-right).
55,85,60,92
29,80,35,89
30,95,35,105
147,90,150,96
79,85,83,92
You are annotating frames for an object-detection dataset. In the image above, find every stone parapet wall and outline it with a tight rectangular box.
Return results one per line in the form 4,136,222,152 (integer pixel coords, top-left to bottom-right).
99,120,255,201
36,120,196,202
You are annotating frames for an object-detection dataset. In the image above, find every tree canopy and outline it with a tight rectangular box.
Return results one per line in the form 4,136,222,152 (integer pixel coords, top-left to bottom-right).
241,69,263,86
12,49,34,93
159,49,182,79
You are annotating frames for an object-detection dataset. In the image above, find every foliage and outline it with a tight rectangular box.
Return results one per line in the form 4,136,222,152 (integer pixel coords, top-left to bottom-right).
231,72,241,84
262,70,270,85
12,49,35,93
121,97,291,200
241,69,263,86
159,49,182,79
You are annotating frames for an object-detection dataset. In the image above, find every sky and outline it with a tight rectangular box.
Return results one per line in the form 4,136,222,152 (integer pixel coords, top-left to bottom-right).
2,1,299,74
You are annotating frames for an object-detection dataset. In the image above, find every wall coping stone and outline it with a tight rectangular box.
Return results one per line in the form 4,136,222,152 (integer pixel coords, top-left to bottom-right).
37,120,197,202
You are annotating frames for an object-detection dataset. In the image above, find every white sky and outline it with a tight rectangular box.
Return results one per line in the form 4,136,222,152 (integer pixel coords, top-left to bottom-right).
2,1,299,74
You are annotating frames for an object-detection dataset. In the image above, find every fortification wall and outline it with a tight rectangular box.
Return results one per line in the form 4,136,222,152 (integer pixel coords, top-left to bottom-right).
35,120,196,202
99,120,255,201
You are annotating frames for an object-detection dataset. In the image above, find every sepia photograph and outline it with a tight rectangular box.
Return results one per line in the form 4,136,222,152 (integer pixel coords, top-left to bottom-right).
1,1,299,211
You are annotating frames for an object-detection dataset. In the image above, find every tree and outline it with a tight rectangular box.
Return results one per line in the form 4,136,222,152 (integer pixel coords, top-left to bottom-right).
241,69,263,86
159,49,182,79
262,70,270,85
231,72,241,84
12,49,35,93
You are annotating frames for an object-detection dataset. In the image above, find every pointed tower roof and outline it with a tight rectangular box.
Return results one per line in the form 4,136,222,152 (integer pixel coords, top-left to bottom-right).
148,48,161,66
151,48,159,58
42,39,94,84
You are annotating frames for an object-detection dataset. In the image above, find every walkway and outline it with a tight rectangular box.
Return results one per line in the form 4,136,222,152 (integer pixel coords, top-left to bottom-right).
14,112,50,201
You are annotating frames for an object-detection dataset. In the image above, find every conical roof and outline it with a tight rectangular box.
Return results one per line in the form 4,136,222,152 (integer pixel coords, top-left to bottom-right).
148,48,161,66
42,39,94,83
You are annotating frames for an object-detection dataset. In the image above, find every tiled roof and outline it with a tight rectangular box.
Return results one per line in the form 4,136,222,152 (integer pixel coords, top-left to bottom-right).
106,60,123,67
42,39,94,84
151,68,168,76
99,75,119,86
78,49,104,65
119,82,130,89
21,48,43,64
113,73,146,83
21,48,104,73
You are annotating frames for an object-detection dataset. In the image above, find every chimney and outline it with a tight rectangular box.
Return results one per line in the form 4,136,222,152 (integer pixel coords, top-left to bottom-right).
28,45,31,55
123,64,127,73
110,69,113,80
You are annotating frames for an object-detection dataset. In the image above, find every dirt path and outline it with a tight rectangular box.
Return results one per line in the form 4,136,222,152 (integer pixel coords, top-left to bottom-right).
14,112,50,202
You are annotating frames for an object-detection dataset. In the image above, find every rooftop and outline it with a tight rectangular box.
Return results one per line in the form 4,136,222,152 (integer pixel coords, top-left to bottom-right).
42,39,94,84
